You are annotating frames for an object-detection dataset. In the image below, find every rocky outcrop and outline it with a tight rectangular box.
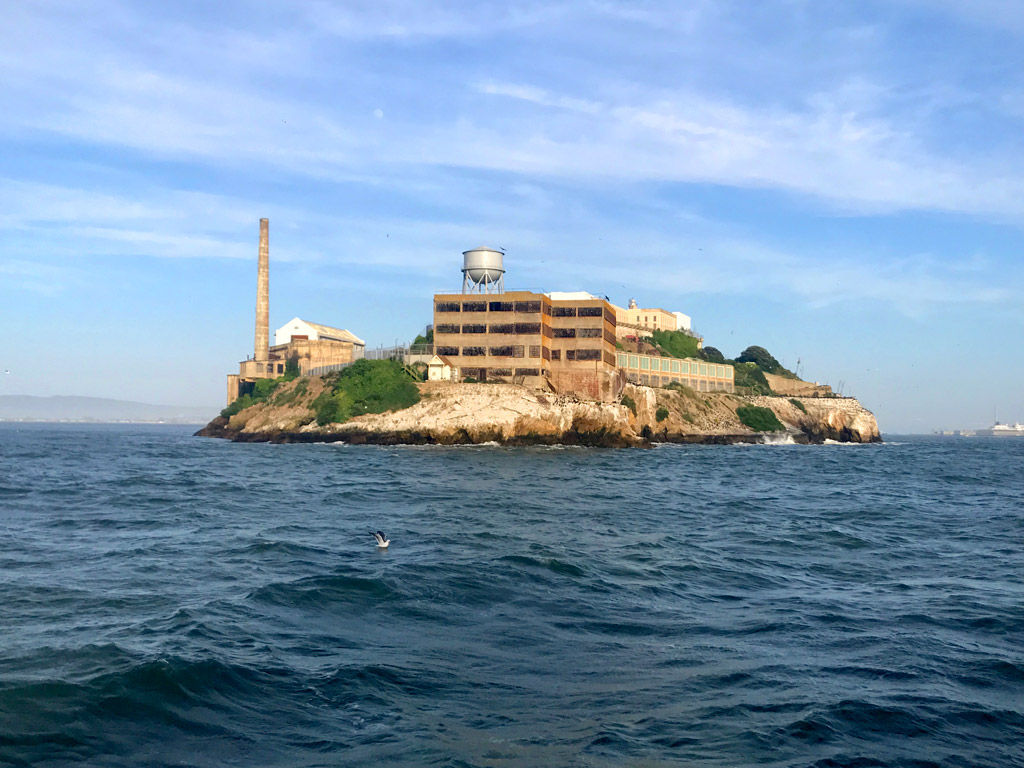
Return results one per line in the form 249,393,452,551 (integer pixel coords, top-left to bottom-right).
197,378,881,446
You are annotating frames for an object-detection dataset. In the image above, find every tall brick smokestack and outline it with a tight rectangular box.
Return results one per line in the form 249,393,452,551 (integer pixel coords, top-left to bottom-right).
254,218,269,363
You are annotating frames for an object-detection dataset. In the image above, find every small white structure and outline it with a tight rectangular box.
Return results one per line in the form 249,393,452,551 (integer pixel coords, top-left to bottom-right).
545,291,599,301
427,354,457,382
672,311,692,331
274,317,366,349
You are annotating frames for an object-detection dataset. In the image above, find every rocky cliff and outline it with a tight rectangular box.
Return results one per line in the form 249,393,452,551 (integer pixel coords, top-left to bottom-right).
196,378,881,446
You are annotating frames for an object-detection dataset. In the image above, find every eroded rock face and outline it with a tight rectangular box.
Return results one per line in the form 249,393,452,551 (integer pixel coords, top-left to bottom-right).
196,377,881,446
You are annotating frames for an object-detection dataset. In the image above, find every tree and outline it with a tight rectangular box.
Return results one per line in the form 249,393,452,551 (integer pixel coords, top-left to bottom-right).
284,353,301,379
700,346,726,364
736,345,784,374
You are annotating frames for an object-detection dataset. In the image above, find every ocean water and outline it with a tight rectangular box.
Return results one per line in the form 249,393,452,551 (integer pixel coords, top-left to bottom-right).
1,425,1022,768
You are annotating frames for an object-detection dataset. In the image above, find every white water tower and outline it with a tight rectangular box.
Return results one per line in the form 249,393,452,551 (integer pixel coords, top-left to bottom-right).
461,247,505,293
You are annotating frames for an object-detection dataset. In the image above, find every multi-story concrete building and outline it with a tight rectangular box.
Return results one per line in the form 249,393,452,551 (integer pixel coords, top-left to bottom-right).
432,290,621,400
612,298,693,338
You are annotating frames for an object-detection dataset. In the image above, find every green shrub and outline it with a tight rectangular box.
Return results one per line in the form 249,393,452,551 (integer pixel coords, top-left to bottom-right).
649,329,700,360
736,405,785,432
731,362,773,395
284,354,301,379
655,406,669,422
221,394,255,419
789,398,807,414
312,359,421,425
621,394,637,415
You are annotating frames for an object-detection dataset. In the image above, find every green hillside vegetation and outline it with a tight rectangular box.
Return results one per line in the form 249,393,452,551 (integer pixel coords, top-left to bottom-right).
649,329,700,359
736,405,785,432
221,369,299,419
736,346,797,379
730,362,773,395
312,359,421,426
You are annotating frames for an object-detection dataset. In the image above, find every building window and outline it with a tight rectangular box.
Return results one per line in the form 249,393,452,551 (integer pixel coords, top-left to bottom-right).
436,324,460,334
542,347,551,360
435,302,461,313
515,368,539,376
490,368,512,377
576,349,601,361
553,328,576,338
552,306,577,317
461,301,486,312
514,301,541,312
489,323,514,334
604,308,616,326
529,345,540,358
542,303,552,316
578,306,603,317
514,323,541,334
436,346,459,356
551,350,561,361
578,328,602,338
488,301,514,312
462,324,486,333
640,358,649,370
700,364,708,375
617,353,627,367
462,346,485,356
513,345,525,358
671,360,680,373
565,350,575,361
629,355,639,368
488,346,513,357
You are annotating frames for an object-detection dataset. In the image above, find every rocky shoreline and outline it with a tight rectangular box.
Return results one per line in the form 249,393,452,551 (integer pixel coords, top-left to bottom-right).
196,379,881,447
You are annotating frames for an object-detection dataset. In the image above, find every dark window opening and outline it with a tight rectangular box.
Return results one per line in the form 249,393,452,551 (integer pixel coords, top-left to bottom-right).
529,345,540,358
436,324,460,334
462,346,485,356
489,346,513,357
488,301,514,312
514,323,541,334
515,368,539,376
488,323,514,334
462,324,486,333
436,346,459,356
578,328,602,338
553,328,576,338
576,349,601,361
462,301,486,312
552,306,577,317
435,302,462,312
578,306,603,317
514,301,542,312
551,350,561,361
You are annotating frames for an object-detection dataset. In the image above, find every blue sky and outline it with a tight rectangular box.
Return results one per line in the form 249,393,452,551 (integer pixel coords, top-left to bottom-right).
2,0,1022,432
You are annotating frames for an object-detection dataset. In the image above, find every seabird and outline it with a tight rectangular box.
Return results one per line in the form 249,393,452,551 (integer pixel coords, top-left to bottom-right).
371,530,390,549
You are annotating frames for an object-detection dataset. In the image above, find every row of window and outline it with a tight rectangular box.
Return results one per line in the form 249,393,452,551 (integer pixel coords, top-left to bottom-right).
437,345,543,358
436,323,543,335
626,373,733,392
436,300,545,314
435,301,616,326
616,354,732,379
460,367,547,380
550,349,602,361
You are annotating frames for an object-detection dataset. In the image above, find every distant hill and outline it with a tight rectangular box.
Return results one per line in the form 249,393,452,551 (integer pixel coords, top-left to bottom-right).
0,395,217,424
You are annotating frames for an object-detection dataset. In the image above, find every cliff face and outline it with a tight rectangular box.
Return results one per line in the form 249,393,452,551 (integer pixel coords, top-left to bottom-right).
197,378,881,446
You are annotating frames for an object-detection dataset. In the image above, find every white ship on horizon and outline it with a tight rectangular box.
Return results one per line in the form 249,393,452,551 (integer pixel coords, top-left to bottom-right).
976,421,1024,437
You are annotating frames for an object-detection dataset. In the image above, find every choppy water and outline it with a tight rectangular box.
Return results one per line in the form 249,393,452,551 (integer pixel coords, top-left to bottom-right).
1,424,1022,767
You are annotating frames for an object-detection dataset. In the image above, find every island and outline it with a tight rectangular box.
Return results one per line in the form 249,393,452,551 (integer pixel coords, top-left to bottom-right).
196,359,880,447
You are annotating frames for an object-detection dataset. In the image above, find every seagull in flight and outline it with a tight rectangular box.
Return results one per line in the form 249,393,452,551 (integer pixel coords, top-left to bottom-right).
371,530,390,549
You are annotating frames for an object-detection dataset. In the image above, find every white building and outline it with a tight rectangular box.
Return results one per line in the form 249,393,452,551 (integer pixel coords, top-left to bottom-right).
274,317,366,350
672,311,691,331
426,354,457,381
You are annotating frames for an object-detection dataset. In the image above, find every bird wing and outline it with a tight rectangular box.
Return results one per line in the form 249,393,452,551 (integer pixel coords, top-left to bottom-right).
371,531,384,544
